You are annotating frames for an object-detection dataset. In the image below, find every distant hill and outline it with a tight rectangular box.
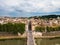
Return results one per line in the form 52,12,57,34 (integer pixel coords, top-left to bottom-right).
41,15,60,19
29,15,60,19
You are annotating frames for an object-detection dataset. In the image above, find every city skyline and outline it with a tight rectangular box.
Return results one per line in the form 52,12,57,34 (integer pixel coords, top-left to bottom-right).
0,0,60,17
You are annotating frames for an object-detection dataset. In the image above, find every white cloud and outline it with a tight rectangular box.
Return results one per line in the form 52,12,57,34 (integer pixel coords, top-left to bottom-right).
52,0,60,8
0,0,60,13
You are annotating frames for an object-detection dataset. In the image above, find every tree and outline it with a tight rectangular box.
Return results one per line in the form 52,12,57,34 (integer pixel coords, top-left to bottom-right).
35,26,45,32
16,23,25,34
0,24,2,32
0,23,25,35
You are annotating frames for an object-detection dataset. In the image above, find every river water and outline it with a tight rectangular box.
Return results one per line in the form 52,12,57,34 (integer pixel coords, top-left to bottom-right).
35,38,60,45
0,38,60,45
0,38,27,45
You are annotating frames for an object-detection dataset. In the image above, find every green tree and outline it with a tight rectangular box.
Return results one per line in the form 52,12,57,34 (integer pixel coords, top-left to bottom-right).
35,26,45,32
0,23,25,35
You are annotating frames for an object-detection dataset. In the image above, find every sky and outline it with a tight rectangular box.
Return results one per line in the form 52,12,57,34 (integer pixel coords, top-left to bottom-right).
0,0,60,17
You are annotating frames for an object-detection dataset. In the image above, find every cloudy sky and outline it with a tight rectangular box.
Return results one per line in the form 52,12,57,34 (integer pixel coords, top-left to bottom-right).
0,0,60,17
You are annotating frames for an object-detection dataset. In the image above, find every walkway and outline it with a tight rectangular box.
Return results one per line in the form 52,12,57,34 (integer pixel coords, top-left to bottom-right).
26,20,36,45
27,30,36,45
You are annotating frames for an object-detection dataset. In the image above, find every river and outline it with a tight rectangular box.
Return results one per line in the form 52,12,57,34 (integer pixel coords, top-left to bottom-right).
35,38,60,45
0,38,60,45
0,38,27,45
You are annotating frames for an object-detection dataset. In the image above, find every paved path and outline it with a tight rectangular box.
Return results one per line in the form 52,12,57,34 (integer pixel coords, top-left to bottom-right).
27,30,36,45
26,20,36,45
27,31,34,45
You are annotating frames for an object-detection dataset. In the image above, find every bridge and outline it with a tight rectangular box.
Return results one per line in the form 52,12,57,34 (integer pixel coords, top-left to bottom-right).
26,20,36,45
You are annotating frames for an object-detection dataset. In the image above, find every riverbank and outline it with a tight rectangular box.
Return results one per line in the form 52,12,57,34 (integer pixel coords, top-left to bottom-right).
0,36,27,39
35,35,60,38
0,35,60,39
0,31,60,39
